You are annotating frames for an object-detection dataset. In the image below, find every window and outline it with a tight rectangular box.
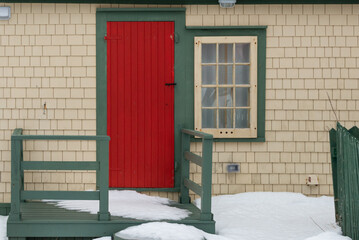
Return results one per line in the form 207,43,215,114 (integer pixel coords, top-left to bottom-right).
194,36,258,138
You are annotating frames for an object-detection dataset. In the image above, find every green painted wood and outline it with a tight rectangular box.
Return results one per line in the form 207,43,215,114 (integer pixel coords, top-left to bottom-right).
349,126,359,140
200,138,213,221
0,0,356,4
10,128,110,224
21,191,100,200
7,201,215,237
329,128,338,223
186,26,268,30
22,161,99,171
12,128,22,137
181,129,213,221
334,123,359,239
181,129,213,139
20,140,24,195
0,203,11,216
12,135,110,141
10,134,22,221
180,132,190,204
183,178,202,196
186,26,267,142
98,140,110,221
96,9,187,191
184,151,203,167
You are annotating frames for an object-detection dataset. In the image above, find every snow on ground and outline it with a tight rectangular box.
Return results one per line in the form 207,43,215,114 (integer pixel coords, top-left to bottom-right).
112,192,348,240
45,190,190,220
305,232,351,240
0,216,8,240
204,192,341,240
116,222,231,240
30,191,349,240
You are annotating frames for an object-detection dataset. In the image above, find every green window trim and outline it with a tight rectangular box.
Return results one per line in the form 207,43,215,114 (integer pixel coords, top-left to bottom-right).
187,26,267,142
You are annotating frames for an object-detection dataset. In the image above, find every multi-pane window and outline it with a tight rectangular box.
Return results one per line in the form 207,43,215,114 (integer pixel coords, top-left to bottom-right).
195,37,257,138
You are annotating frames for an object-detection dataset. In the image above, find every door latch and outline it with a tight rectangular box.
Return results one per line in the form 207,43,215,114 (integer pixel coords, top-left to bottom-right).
165,83,177,86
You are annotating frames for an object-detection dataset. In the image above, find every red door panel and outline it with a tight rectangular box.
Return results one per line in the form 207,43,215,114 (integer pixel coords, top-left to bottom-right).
107,22,174,188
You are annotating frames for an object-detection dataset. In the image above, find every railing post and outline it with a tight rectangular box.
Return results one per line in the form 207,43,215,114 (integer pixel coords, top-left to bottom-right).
98,139,110,221
9,137,21,221
200,137,213,221
20,140,24,192
180,132,190,204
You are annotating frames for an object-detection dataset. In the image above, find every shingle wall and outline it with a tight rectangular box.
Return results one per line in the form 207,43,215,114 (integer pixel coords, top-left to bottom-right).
0,2,358,202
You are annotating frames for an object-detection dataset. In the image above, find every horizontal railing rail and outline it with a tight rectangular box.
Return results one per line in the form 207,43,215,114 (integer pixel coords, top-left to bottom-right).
9,128,111,221
180,128,213,221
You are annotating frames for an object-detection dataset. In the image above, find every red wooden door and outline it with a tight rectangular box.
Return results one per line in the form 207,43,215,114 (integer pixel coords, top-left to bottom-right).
107,22,175,188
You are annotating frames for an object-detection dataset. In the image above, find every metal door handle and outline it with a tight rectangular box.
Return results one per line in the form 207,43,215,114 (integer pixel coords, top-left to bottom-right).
165,83,177,86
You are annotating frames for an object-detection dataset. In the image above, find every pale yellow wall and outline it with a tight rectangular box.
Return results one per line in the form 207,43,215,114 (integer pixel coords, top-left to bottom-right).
0,2,358,202
185,4,359,197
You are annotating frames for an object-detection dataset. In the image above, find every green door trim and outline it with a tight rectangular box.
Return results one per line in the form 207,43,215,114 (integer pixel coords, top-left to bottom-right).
96,8,187,191
97,8,266,191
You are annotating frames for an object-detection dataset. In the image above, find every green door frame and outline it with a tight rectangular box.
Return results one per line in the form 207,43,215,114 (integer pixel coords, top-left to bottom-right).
96,8,267,192
96,8,187,191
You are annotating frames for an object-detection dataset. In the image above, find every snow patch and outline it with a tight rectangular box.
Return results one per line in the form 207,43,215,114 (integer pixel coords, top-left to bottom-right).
92,237,111,240
45,190,190,220
305,231,351,240
0,216,8,240
115,222,231,240
197,192,342,240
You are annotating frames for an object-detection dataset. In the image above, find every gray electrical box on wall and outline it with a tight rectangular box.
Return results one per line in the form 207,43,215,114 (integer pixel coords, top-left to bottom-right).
227,164,240,173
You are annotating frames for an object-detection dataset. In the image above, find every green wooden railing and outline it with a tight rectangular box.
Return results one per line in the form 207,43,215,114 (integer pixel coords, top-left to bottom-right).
330,123,359,240
9,128,111,221
180,129,213,221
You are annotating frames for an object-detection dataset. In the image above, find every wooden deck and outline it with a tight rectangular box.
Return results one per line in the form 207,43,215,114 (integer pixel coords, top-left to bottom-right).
9,128,215,239
7,201,215,239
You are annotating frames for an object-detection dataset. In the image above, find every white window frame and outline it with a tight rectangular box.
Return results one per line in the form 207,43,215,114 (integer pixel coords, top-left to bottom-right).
194,36,258,138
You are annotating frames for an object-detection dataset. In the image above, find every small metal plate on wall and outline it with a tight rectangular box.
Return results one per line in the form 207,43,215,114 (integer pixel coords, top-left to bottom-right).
0,7,11,20
227,164,240,173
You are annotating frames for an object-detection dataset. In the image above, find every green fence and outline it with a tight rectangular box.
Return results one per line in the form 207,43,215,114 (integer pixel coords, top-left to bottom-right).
9,128,111,221
180,128,213,221
330,123,359,240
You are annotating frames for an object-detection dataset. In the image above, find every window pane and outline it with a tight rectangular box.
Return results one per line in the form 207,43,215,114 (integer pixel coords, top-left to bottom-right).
235,87,250,107
219,44,233,63
219,109,233,128
218,65,233,85
202,88,217,107
218,88,233,107
235,109,249,128
202,65,216,85
202,109,217,128
235,65,250,85
235,43,250,63
202,44,216,63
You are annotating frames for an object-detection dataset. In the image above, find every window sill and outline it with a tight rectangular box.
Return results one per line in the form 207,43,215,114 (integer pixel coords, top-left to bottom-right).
191,137,265,142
